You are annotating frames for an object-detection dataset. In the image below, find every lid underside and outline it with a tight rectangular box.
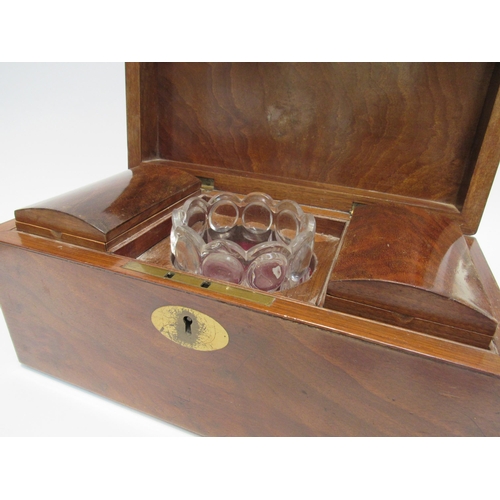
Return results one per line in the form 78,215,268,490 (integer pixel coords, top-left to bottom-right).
127,62,500,234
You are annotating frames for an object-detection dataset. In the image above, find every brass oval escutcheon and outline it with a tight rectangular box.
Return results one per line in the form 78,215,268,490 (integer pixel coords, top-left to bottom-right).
151,306,229,351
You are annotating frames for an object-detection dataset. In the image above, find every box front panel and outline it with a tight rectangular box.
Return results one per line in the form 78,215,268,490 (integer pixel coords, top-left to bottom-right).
2,241,500,436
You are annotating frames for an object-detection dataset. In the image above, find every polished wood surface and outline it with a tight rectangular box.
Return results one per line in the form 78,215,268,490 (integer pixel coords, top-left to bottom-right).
1,62,500,436
2,224,500,435
126,62,500,234
156,63,491,202
142,158,461,222
14,164,200,250
327,204,497,348
467,237,500,352
3,219,500,375
461,64,500,233
126,63,159,167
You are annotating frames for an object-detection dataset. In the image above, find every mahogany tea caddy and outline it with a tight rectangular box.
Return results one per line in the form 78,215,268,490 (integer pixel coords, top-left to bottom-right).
1,62,500,436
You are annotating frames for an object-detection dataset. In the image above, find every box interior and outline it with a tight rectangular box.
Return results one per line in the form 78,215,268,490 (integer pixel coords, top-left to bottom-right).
106,176,498,351
112,189,347,307
12,62,500,353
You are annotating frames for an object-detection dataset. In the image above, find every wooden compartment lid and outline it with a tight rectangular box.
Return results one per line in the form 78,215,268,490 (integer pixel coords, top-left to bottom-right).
126,62,500,234
326,204,497,348
15,164,200,251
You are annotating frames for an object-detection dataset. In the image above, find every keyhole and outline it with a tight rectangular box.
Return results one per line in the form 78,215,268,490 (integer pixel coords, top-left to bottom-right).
183,316,193,334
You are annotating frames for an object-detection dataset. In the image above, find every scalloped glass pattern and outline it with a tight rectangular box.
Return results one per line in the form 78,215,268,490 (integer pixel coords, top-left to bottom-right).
170,192,316,292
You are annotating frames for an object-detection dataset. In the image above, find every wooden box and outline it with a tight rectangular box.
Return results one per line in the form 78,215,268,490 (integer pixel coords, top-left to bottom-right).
1,62,500,436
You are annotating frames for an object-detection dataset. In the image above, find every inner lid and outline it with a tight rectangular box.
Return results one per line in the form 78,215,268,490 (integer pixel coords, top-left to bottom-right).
144,62,499,227
15,165,200,246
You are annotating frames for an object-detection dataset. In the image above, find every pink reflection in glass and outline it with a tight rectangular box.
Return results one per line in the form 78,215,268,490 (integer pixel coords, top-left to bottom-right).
171,192,316,292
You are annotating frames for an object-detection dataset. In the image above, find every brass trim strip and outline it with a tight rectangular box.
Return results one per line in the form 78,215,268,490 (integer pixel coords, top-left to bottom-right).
122,261,275,306
123,261,167,277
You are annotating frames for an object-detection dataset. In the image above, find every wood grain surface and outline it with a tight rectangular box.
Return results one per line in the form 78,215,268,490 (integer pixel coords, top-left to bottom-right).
2,231,500,436
1,62,500,436
155,63,491,200
15,164,200,249
126,63,500,234
327,204,497,347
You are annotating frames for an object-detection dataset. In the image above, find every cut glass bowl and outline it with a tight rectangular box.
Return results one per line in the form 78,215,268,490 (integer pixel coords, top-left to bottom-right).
170,192,316,292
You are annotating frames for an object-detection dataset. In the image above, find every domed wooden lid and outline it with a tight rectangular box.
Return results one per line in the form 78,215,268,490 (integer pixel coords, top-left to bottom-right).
14,164,200,250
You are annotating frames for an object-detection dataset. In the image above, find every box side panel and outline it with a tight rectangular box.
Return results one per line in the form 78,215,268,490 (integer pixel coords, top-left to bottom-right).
460,64,500,234
1,242,500,436
126,62,158,167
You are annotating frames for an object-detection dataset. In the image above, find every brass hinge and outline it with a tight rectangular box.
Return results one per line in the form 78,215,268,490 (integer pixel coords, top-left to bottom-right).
350,202,364,216
198,177,215,191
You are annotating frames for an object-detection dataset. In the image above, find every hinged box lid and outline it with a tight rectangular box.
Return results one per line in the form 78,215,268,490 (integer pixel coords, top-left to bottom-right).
126,62,500,235
15,164,200,251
